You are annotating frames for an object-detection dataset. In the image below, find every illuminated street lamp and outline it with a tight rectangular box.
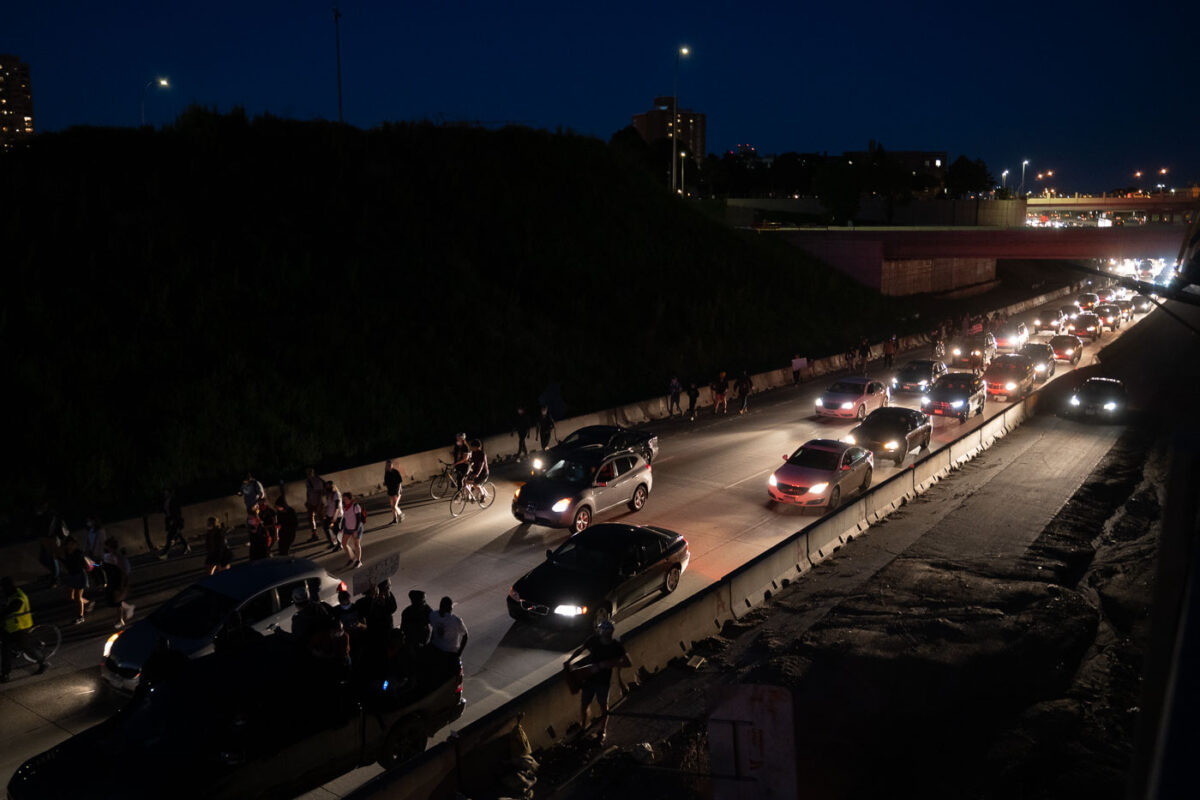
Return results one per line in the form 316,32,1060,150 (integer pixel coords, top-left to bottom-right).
1001,169,1009,188
679,150,688,195
671,45,690,194
1019,159,1029,196
141,77,169,126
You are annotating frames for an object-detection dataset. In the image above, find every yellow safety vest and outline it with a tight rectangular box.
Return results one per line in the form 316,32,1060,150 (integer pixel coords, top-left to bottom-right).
5,589,33,633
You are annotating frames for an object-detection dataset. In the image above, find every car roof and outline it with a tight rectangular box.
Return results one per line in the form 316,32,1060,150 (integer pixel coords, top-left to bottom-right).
863,407,919,422
992,353,1032,364
198,558,327,600
799,438,851,453
827,376,870,387
570,425,623,436
560,444,637,465
1082,377,1124,388
901,359,937,369
1021,341,1052,350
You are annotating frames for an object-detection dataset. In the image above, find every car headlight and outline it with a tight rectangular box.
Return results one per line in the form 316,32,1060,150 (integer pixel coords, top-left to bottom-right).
1070,396,1080,406
553,605,588,617
920,396,930,405
104,631,122,659
513,486,521,500
809,482,829,494
768,473,778,487
551,498,572,513
1034,364,1046,373
972,350,981,356
1065,348,1073,355
508,586,520,602
1005,382,1017,391
815,398,824,407
891,379,898,386
951,400,964,409
952,348,961,356
1034,319,1041,325
1087,326,1095,331
918,380,927,387
884,441,900,450
532,457,544,470
1104,401,1117,411
842,435,856,445
840,402,854,410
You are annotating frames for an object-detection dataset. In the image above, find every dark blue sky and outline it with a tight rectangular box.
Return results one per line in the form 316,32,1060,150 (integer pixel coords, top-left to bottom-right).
6,1,1198,192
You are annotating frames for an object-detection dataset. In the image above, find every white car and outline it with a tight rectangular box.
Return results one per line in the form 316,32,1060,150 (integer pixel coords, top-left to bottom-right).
102,558,344,692
815,377,890,421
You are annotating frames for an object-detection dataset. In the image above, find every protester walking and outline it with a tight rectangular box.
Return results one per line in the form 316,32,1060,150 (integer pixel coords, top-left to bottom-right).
686,382,700,421
274,497,298,556
160,488,189,558
323,481,344,551
204,517,233,575
83,517,107,562
384,460,404,524
238,473,265,517
429,596,468,670
736,371,753,415
883,336,897,368
565,619,631,743
246,515,273,561
256,498,277,554
667,377,682,416
341,492,367,569
711,372,729,415
399,589,433,652
61,536,92,625
537,407,556,450
513,406,531,460
791,354,804,386
304,468,324,541
101,537,134,629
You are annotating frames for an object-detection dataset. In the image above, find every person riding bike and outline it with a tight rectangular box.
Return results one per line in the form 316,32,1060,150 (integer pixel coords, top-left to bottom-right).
2,576,47,681
451,432,471,489
463,439,490,503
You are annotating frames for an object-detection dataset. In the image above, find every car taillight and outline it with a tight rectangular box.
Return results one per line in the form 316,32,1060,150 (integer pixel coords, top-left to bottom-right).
645,464,652,471
338,580,347,592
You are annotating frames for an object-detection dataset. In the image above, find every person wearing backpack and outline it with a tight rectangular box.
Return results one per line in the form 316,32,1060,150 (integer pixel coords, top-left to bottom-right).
342,492,367,569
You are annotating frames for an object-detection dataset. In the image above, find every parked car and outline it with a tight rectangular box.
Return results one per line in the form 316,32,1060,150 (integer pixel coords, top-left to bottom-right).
531,424,659,472
506,523,690,629
890,359,948,393
982,354,1037,401
512,445,652,532
947,333,997,369
1018,342,1057,380
1049,334,1084,365
814,377,890,420
1065,377,1128,421
1069,312,1101,342
1032,309,1068,333
1094,303,1123,332
994,322,1029,351
768,439,873,510
922,373,987,423
844,407,932,465
103,558,344,693
15,632,464,800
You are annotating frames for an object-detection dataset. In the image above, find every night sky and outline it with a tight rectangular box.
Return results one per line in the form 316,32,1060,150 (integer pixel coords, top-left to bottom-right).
6,0,1198,193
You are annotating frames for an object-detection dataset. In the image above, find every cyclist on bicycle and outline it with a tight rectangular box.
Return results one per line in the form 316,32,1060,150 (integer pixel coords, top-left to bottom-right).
451,432,471,489
464,439,490,503
2,576,47,681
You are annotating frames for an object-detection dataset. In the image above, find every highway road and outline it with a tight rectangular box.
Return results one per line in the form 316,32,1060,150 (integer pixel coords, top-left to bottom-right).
0,289,1167,797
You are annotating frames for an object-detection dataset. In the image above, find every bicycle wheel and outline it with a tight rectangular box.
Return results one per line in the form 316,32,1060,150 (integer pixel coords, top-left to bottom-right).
449,490,467,517
430,472,452,500
21,624,60,664
478,482,497,509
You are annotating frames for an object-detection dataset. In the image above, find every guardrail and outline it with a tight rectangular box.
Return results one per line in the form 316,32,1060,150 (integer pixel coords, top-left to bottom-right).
348,385,1045,800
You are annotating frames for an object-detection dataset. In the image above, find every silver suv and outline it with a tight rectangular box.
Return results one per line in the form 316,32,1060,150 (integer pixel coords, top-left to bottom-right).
513,445,653,532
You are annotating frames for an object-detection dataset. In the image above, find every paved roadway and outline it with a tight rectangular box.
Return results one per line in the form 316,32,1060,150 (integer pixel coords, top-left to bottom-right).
0,290,1166,796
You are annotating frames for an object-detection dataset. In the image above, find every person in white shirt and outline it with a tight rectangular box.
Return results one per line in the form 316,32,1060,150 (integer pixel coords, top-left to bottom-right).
323,481,344,551
429,596,468,667
341,492,367,569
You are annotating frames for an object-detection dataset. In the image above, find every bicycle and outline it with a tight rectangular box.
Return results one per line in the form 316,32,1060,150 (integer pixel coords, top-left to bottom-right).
3,623,60,671
429,460,463,500
449,479,497,517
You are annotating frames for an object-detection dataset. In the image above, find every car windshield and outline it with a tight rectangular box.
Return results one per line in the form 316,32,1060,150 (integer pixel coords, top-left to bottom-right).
987,360,1024,374
786,447,840,470
1020,345,1049,357
1081,381,1124,399
966,336,988,348
549,535,623,574
149,585,239,639
935,378,972,392
899,362,931,377
1050,336,1075,348
826,382,863,394
557,428,607,447
544,458,594,485
863,409,909,427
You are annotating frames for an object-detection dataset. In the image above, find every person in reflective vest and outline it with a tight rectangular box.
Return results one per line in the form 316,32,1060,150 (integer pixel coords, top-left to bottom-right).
2,576,46,681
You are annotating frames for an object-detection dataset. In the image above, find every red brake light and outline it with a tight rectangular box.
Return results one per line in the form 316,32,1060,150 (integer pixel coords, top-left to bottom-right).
645,464,652,471
338,580,347,592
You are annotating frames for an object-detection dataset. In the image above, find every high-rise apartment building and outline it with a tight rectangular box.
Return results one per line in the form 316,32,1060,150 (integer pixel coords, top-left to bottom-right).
0,55,35,150
632,96,706,162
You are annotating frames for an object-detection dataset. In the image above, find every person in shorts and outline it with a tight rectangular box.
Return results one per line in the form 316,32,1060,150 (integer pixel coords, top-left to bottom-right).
384,460,404,524
566,619,631,743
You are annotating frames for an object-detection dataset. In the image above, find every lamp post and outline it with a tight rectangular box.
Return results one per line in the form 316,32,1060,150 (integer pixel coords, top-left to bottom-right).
679,150,687,195
1019,159,1029,197
671,45,689,194
333,6,344,123
1001,169,1009,189
141,77,169,127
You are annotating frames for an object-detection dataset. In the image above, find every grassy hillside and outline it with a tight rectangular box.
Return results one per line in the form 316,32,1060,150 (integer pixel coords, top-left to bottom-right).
1,109,899,526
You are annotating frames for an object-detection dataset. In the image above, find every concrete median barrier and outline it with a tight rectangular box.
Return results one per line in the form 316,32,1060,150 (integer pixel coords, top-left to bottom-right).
727,535,807,617
912,448,951,492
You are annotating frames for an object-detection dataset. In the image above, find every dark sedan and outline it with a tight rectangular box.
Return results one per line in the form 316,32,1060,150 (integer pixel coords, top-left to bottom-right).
890,359,948,394
1065,377,1128,421
1049,334,1083,365
1018,342,1057,380
947,333,996,369
531,424,659,472
506,523,690,629
1131,295,1154,314
982,354,1036,400
1032,309,1068,333
1094,303,1123,332
844,407,932,465
921,373,986,422
1069,312,1101,342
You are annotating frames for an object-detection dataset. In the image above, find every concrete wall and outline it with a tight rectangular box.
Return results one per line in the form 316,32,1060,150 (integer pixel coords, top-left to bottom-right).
880,257,996,295
726,198,1028,228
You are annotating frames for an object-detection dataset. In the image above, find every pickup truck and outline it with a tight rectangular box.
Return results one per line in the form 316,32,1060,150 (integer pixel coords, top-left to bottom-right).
8,631,465,800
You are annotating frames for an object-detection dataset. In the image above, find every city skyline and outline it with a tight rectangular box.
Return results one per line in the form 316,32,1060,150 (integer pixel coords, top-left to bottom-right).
4,0,1197,193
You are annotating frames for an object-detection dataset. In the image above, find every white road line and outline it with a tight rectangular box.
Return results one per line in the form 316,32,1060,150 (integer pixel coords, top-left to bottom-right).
724,466,776,490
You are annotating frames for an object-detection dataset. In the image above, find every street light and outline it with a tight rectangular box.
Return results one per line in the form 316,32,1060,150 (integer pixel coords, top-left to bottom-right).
1001,169,1009,189
1019,159,1029,197
671,45,690,194
679,150,687,195
141,77,169,126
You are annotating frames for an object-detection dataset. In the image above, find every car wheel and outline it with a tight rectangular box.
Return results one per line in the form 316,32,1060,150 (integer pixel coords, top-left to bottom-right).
856,405,866,420
860,466,873,491
378,717,428,769
628,484,648,512
592,605,612,628
662,565,681,596
572,506,592,533
923,433,932,451
828,486,841,510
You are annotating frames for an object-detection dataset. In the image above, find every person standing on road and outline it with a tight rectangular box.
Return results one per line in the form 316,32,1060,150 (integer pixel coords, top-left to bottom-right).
341,492,367,569
513,406,531,460
323,481,344,550
274,497,298,556
537,407,556,450
384,460,404,525
61,536,92,625
256,498,277,555
686,382,700,421
399,589,432,653
857,338,871,373
565,619,631,743
711,372,729,415
304,468,324,541
246,515,272,561
429,596,468,670
2,577,47,681
791,354,804,386
238,474,265,518
83,517,107,562
736,371,753,415
102,537,134,629
667,377,682,416
204,517,232,575
160,488,189,558
883,336,897,368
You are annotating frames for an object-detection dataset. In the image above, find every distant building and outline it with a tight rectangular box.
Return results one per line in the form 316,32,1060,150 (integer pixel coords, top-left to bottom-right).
844,141,946,193
632,96,706,162
0,54,34,150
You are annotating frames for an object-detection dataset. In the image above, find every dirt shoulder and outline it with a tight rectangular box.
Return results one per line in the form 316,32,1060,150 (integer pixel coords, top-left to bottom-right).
534,419,1161,800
